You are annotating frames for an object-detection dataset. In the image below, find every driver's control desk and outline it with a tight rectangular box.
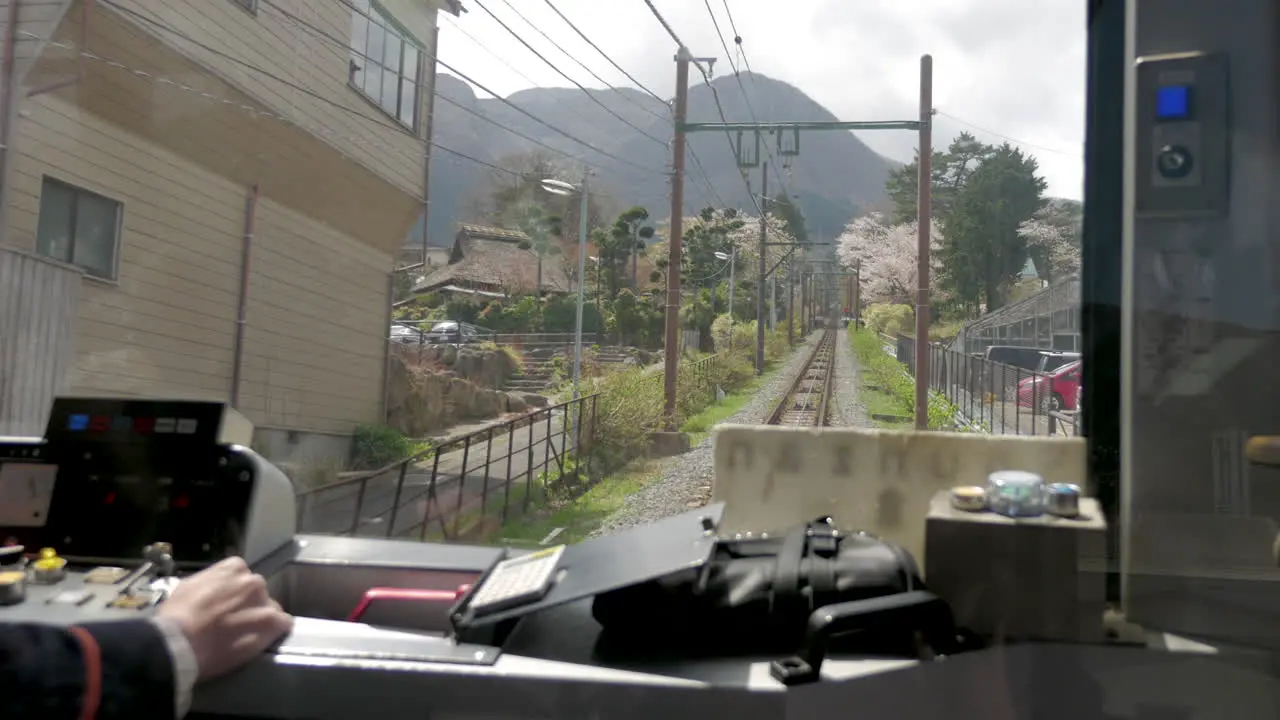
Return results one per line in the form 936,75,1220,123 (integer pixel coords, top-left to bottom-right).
0,397,1269,720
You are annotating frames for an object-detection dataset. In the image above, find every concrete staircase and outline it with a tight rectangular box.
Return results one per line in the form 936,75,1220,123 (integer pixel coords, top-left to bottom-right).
594,346,632,365
505,357,557,392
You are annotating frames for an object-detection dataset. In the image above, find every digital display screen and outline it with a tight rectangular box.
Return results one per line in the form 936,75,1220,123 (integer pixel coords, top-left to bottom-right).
1156,85,1192,120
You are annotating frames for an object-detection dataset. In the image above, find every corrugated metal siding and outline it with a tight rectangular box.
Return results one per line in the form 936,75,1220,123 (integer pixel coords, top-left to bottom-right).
0,246,79,435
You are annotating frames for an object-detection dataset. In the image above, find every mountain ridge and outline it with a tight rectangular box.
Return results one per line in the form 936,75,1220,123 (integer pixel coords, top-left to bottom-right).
414,71,902,247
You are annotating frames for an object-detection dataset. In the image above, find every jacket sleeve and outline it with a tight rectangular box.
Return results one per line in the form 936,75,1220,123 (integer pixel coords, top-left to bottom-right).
0,620,177,720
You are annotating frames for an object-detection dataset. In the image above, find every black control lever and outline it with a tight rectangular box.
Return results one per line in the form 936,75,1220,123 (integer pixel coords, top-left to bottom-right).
768,590,958,686
117,542,175,600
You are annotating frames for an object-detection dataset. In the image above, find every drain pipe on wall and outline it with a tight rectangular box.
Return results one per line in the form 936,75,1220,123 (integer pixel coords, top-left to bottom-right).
230,183,259,408
0,0,22,246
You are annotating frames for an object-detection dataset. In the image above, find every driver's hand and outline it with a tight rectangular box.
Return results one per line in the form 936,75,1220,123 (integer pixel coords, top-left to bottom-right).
156,556,293,681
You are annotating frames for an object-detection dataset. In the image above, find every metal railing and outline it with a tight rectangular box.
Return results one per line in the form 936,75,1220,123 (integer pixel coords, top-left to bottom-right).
295,394,600,541
924,344,1079,436
895,335,1079,437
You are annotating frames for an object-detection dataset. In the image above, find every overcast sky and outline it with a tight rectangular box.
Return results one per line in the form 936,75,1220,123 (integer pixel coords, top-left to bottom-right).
437,0,1086,201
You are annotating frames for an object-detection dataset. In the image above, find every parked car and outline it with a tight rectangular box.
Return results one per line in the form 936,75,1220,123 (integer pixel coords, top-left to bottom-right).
423,321,478,345
1016,359,1082,412
389,324,421,345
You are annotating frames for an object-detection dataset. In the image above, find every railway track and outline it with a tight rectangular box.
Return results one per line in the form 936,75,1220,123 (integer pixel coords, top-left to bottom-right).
767,330,836,426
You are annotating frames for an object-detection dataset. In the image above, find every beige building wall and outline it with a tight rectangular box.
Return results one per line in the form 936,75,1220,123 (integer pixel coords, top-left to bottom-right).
0,0,456,463
106,0,439,197
4,94,389,437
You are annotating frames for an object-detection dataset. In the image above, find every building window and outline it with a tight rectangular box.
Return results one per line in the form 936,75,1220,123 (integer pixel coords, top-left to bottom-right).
230,0,257,13
348,0,421,130
36,178,122,281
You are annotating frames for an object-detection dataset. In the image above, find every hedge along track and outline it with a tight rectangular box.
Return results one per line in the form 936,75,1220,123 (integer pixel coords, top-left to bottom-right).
768,330,836,426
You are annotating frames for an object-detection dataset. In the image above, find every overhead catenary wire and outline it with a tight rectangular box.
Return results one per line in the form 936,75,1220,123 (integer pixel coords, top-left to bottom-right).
701,0,792,206
719,0,754,77
471,0,668,147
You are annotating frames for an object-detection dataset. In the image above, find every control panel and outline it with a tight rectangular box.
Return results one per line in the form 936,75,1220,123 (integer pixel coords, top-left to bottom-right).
0,397,296,622
1,399,259,567
1133,51,1229,217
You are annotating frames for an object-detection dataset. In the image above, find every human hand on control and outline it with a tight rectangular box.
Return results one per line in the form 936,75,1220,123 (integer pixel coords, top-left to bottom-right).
156,556,293,681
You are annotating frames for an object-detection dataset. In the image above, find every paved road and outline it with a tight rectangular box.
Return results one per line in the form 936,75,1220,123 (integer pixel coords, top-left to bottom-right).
298,412,574,538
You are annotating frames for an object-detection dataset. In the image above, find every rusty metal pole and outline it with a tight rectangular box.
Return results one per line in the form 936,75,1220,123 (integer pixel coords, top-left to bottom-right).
231,184,260,408
913,54,933,429
0,0,21,246
662,47,691,430
853,259,861,325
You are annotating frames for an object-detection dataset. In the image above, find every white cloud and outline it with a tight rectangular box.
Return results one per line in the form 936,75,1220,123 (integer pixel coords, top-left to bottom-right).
438,0,1085,200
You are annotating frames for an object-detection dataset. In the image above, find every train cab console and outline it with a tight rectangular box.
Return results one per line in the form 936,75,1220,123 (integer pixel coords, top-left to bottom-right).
1,396,1275,720
0,398,295,617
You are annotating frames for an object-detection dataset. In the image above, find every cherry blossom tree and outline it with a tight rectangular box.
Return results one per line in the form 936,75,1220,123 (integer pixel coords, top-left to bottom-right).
1018,202,1081,284
727,212,793,271
836,212,943,304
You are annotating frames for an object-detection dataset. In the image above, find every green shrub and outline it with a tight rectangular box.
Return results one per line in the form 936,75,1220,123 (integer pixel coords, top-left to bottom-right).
863,303,914,337
350,424,430,470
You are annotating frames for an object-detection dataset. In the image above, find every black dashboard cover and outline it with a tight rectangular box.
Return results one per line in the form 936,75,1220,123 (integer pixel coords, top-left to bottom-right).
590,517,925,658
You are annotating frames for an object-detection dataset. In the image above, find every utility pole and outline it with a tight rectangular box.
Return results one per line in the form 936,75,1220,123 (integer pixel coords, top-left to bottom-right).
786,269,794,345
913,54,934,430
662,47,692,430
420,25,441,270
755,163,768,375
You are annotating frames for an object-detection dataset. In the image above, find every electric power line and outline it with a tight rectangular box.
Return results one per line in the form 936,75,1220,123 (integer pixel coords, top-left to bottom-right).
251,0,598,171
246,0,666,175
640,0,685,48
494,0,670,125
263,0,717,211
542,0,668,106
936,110,1081,157
438,14,541,89
471,0,668,147
687,148,726,207
19,32,654,210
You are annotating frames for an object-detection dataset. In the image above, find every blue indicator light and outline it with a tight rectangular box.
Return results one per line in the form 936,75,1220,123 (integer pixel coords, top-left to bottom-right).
1156,85,1191,119
67,414,89,431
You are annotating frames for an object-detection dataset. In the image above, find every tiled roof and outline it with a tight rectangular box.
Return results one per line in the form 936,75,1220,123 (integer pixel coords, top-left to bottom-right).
416,225,571,294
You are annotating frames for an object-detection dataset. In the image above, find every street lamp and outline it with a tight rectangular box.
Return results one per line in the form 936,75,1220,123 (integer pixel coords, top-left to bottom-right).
714,249,735,348
540,172,589,401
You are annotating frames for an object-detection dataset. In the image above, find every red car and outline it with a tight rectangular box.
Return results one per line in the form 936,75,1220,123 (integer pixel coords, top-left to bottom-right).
1016,359,1082,412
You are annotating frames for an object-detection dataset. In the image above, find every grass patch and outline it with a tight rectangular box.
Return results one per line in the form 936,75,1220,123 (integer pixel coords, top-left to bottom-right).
849,328,963,430
489,461,666,546
485,337,797,544
680,373,769,445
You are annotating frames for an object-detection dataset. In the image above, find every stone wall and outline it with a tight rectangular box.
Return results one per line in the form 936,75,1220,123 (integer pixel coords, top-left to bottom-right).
385,351,546,436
